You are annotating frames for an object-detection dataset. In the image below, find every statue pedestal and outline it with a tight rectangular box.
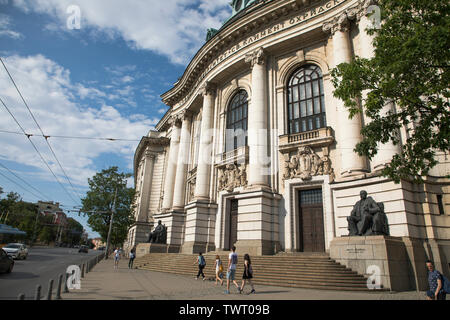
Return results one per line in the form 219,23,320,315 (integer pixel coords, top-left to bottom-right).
329,236,421,291
136,243,169,258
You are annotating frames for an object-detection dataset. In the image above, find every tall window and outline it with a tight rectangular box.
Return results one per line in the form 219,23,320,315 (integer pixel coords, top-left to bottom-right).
287,64,326,134
225,90,248,152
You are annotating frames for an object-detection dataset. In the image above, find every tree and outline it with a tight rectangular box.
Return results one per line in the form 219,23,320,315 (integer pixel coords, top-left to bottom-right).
331,0,449,183
81,166,135,247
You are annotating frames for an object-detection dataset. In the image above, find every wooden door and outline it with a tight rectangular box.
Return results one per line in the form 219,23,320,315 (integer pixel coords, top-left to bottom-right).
228,199,238,249
299,189,325,252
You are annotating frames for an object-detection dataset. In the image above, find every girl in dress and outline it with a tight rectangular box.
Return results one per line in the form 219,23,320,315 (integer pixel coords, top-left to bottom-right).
240,254,255,294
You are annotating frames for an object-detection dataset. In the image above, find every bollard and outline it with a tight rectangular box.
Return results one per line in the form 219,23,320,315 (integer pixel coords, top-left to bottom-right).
86,261,89,274
81,263,85,278
63,272,69,293
35,284,41,300
17,293,25,300
56,274,63,300
46,279,54,300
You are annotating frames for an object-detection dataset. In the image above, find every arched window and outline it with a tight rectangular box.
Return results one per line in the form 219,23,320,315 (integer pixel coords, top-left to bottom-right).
287,64,326,134
225,90,248,152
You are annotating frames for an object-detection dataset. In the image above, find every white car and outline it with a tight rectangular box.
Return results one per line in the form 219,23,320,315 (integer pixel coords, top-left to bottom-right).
2,243,28,260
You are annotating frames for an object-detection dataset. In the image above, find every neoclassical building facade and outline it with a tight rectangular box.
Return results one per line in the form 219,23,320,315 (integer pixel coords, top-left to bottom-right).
126,0,449,272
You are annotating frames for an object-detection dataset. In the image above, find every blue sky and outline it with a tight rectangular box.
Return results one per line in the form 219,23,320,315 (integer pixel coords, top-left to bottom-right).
0,0,232,237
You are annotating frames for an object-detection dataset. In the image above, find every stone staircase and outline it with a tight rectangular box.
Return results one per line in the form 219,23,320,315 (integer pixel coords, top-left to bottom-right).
134,252,384,291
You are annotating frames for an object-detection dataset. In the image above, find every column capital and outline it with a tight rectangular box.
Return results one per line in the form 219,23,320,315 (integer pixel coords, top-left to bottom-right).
144,149,158,160
171,109,193,125
199,81,216,97
245,47,265,68
322,12,350,36
347,0,378,22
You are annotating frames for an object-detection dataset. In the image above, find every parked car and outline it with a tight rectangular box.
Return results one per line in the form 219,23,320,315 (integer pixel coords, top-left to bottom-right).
78,245,89,253
97,246,105,251
2,243,28,260
0,249,14,273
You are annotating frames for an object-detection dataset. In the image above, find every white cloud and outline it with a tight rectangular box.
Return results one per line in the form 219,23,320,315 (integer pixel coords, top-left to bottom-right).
0,54,158,188
0,13,23,39
11,0,232,65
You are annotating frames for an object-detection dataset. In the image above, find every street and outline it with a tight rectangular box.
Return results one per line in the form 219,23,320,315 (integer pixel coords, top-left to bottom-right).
0,247,103,300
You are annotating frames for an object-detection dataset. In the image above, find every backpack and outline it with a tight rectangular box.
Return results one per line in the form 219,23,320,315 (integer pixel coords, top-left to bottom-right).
442,275,450,294
199,255,206,266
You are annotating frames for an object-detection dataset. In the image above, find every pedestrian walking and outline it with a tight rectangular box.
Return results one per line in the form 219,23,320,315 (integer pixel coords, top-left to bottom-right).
426,260,447,300
195,252,206,280
215,255,224,286
128,248,136,269
225,246,240,294
113,247,120,269
240,253,255,294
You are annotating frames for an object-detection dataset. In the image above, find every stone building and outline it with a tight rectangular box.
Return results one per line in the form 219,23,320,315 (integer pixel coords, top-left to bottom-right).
125,0,449,286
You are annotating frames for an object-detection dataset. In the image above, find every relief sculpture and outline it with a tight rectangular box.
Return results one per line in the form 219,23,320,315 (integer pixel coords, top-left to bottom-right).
283,146,334,181
218,163,247,192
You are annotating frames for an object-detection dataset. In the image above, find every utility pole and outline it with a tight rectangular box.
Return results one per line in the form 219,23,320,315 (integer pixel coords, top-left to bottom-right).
104,188,117,260
31,210,40,247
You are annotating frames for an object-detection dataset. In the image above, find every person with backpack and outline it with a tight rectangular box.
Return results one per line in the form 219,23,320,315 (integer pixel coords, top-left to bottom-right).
225,246,240,294
128,248,136,269
195,252,206,280
215,255,224,286
425,260,448,300
239,253,255,294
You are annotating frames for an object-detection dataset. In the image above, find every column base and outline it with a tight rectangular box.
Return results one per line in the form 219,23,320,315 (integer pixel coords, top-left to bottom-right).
182,200,218,254
234,240,281,256
180,241,216,254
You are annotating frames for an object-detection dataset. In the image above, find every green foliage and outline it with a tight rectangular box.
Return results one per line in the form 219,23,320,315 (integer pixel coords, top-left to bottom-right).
81,166,135,247
331,0,450,183
0,188,85,245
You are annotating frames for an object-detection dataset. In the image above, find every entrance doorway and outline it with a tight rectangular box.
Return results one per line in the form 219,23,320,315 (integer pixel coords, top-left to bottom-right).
298,189,325,252
228,199,238,250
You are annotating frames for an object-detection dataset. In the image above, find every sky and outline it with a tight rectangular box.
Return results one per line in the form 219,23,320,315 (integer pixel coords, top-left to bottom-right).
0,0,232,237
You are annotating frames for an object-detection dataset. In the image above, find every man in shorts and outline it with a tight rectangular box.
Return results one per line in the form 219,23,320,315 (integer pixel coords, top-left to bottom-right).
225,246,240,294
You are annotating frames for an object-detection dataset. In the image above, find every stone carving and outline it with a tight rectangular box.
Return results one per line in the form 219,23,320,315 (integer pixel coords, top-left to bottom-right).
188,177,196,202
218,163,247,192
322,12,350,35
147,220,167,244
244,47,265,67
283,147,334,181
347,190,389,236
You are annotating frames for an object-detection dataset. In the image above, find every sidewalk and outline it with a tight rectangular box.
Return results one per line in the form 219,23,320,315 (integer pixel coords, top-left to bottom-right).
61,258,429,300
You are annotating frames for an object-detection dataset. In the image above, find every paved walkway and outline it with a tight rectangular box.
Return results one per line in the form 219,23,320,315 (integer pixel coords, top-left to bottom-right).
61,258,431,300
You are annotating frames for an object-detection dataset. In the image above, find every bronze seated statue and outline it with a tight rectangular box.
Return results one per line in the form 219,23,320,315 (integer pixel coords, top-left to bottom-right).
347,190,389,236
148,220,167,244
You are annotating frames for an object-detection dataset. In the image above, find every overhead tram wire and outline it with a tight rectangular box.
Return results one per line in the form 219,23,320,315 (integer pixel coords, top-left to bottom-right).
0,96,80,206
0,170,45,201
0,162,52,201
0,129,141,142
1,57,82,204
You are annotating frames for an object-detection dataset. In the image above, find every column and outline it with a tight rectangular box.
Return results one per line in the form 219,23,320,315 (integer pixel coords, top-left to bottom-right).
194,82,216,200
161,118,181,211
245,47,270,187
357,7,401,171
172,110,193,210
137,149,156,221
323,13,367,176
